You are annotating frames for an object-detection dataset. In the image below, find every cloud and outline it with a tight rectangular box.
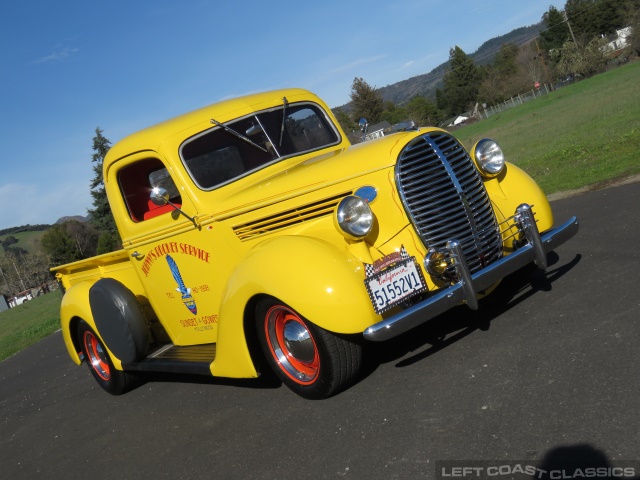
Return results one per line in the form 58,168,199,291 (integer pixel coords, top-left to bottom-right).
0,182,91,230
327,55,388,75
33,47,79,64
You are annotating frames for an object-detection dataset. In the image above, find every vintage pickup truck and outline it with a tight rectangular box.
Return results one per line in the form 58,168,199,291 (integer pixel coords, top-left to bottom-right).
53,88,578,399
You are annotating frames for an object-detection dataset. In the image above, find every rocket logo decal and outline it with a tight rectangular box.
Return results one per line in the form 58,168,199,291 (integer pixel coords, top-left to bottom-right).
166,254,197,314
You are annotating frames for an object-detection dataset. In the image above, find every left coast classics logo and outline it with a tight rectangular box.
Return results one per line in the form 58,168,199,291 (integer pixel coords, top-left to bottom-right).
166,254,197,314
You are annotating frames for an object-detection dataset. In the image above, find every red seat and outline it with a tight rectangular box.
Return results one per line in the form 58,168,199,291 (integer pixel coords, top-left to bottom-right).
143,200,181,220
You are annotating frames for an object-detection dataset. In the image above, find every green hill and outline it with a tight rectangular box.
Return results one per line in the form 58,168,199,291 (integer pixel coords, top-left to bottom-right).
0,227,51,258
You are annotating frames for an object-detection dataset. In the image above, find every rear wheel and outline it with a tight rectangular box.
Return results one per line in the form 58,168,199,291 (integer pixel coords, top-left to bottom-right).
256,298,362,399
77,321,140,395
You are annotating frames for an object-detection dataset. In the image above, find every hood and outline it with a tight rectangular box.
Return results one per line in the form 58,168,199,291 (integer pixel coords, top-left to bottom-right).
212,131,426,216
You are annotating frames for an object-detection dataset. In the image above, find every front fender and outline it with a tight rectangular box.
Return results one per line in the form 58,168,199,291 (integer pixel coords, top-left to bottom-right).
211,236,377,378
485,162,554,242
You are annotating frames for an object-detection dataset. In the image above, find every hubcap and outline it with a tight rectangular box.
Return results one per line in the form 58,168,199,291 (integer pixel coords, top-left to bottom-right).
265,306,319,384
283,321,315,363
83,331,111,381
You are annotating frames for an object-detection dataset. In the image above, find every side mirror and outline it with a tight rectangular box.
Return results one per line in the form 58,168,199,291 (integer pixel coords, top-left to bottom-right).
359,118,368,142
150,187,170,206
149,187,199,228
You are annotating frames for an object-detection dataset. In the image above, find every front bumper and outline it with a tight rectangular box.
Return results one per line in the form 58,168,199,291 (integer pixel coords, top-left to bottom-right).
363,204,579,341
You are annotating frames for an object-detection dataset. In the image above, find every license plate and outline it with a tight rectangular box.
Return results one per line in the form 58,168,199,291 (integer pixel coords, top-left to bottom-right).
365,256,427,314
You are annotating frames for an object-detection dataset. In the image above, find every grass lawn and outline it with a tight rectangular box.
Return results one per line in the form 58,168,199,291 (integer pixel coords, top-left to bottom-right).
0,291,62,361
455,61,640,195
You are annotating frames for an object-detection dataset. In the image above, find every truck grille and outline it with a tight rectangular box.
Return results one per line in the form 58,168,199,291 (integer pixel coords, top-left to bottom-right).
395,132,502,274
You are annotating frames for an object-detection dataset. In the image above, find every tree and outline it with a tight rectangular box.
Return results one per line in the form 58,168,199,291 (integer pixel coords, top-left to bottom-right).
404,96,440,127
554,38,608,77
349,78,384,125
0,250,51,296
439,46,481,117
565,0,627,42
629,13,640,55
517,41,550,86
478,43,525,105
41,225,79,266
87,128,120,254
380,101,407,125
332,108,356,134
41,221,99,266
540,6,571,53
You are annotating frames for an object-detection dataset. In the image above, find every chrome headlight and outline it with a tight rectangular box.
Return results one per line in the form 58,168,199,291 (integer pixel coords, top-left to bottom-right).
473,139,505,176
335,195,373,239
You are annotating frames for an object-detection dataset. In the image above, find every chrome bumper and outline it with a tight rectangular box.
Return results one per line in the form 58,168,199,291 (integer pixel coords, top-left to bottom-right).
363,206,579,342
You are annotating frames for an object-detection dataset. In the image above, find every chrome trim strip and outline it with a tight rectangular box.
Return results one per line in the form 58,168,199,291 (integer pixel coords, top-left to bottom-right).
363,214,579,342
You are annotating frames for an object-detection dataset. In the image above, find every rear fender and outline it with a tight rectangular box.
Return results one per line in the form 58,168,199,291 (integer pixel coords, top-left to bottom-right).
59,280,124,370
211,236,377,378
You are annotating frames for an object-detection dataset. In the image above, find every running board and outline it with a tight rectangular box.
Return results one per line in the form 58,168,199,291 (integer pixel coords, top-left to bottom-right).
123,343,216,376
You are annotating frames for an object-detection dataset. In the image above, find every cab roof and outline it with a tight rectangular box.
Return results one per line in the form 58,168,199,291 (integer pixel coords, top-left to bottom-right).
104,88,331,168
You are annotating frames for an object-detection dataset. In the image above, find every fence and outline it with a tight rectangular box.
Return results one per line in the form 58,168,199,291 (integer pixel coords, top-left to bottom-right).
442,83,554,129
481,83,552,119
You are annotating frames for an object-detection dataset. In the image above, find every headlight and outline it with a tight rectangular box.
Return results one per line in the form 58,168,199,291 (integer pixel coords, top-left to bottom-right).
473,139,505,176
335,195,373,239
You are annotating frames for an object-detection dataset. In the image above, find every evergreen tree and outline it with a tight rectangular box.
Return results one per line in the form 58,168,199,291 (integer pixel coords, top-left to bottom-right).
540,6,571,52
440,46,480,117
380,101,407,125
87,128,120,253
349,78,384,125
404,96,440,127
332,108,356,134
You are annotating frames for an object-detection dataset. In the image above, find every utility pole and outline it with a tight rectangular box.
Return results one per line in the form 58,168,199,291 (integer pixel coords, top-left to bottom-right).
535,38,552,86
564,11,578,46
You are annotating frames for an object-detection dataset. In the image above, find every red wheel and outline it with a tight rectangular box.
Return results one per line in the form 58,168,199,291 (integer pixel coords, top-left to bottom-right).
256,298,362,399
263,304,320,385
77,321,140,395
82,329,111,381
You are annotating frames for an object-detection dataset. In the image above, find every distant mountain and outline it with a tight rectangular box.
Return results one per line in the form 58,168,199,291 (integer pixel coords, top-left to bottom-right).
337,22,544,108
55,215,90,224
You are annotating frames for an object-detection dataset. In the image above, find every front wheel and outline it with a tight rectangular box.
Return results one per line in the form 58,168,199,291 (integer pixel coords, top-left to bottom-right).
77,321,140,395
256,298,362,399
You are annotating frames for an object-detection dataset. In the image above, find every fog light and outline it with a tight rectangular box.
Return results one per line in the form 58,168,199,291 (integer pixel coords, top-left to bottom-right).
425,249,450,276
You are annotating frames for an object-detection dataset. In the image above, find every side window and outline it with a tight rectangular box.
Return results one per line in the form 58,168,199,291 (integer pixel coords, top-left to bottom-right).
118,158,182,222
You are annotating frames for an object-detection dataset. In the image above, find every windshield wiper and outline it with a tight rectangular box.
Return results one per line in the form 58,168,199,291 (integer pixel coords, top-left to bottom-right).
279,97,288,147
210,118,268,153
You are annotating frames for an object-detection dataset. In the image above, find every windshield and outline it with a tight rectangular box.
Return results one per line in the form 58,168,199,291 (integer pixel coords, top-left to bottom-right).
180,102,340,190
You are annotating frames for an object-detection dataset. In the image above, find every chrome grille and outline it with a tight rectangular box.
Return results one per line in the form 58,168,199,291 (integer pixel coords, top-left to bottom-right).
396,132,502,274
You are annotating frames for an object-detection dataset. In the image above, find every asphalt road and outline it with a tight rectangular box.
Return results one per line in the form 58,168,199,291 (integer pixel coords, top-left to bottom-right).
1,182,639,480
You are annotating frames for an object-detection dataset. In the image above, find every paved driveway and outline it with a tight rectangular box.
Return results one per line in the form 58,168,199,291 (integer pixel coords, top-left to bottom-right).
1,182,639,480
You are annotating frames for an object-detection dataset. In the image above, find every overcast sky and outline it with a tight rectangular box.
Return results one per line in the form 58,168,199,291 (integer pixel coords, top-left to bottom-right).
0,0,561,231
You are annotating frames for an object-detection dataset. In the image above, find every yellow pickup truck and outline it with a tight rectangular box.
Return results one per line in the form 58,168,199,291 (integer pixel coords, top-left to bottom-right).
52,88,578,399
